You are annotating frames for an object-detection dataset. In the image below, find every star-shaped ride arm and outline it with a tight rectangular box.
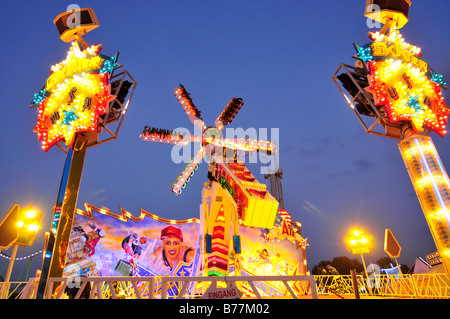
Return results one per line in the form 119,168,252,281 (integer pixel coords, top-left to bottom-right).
214,97,244,130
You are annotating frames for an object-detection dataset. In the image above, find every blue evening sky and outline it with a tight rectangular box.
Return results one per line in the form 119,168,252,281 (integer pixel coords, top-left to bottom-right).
0,0,449,278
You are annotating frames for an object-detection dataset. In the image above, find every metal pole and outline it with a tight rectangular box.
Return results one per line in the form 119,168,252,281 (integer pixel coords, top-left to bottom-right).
276,171,285,210
360,253,372,295
36,135,88,299
360,254,368,278
5,243,19,283
2,243,18,299
4,243,18,283
395,258,402,274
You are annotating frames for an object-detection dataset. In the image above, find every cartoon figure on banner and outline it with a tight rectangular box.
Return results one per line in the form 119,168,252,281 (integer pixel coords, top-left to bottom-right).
73,222,106,257
149,226,195,275
257,249,271,266
253,248,288,275
121,232,147,272
270,252,288,275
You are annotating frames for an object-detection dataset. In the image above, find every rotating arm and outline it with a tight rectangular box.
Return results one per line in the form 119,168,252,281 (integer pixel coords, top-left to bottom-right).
175,84,206,130
172,147,205,194
214,97,244,130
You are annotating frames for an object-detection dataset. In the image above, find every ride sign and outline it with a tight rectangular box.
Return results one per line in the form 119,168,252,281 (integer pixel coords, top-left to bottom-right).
31,42,118,151
384,228,402,258
202,282,243,299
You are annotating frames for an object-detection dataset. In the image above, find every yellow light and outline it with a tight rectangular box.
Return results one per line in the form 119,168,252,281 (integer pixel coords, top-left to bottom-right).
344,228,374,255
25,210,36,219
27,224,39,232
17,221,24,228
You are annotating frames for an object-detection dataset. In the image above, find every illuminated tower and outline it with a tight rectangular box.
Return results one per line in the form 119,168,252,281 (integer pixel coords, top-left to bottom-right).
333,1,450,278
30,7,136,298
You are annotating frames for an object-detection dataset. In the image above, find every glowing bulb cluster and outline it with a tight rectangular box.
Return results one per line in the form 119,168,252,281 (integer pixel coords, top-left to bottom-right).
32,42,117,151
344,229,373,255
357,29,449,136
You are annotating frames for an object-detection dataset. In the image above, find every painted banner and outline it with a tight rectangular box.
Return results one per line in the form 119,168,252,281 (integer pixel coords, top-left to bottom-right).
63,203,201,297
63,203,307,298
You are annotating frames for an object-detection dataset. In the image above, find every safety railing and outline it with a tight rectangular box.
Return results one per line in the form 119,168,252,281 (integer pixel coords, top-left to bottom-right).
412,273,450,298
6,273,450,299
0,280,33,299
315,275,366,298
315,274,450,299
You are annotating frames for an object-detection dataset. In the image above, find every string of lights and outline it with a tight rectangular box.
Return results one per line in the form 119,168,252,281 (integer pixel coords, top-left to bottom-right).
0,250,43,261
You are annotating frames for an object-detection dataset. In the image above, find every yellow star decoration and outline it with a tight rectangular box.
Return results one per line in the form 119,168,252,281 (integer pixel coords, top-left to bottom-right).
364,29,448,136
34,42,114,151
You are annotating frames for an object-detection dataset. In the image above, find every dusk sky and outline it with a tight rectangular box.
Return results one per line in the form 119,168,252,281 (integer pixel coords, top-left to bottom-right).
1,0,449,279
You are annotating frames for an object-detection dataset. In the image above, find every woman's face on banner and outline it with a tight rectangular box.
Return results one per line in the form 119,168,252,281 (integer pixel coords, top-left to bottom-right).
163,237,182,259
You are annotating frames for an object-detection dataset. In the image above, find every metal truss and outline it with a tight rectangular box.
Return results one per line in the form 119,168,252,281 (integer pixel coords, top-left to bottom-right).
332,63,430,140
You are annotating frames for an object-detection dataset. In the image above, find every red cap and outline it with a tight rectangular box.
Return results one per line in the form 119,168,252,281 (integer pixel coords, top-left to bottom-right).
160,226,183,242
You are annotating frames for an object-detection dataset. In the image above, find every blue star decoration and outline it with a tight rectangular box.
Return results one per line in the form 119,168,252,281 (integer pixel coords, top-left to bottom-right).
100,54,119,74
31,89,50,107
356,45,374,63
61,108,79,126
431,71,447,87
406,94,423,113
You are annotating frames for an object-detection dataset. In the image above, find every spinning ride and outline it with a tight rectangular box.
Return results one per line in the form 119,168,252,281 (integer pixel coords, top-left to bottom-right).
141,85,306,277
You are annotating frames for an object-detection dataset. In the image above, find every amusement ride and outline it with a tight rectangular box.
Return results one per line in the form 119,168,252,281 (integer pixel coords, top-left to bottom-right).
0,0,448,300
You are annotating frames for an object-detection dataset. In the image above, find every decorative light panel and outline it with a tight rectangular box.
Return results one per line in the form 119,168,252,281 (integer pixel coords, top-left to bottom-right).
356,28,448,136
32,42,117,151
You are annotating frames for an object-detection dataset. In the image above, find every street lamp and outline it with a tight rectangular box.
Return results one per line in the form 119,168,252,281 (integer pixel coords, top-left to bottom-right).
344,228,373,282
16,207,43,246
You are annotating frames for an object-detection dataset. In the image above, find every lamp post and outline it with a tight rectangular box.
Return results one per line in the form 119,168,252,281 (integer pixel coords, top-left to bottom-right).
344,228,373,281
1,206,43,299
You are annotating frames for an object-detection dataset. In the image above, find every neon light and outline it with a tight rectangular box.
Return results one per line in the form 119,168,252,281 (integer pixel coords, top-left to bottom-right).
399,135,450,273
357,45,373,63
431,72,447,87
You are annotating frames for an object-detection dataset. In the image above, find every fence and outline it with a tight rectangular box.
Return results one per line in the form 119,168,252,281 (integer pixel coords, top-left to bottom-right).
315,274,450,299
2,274,449,299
